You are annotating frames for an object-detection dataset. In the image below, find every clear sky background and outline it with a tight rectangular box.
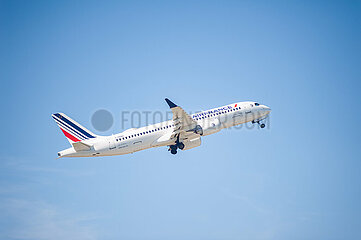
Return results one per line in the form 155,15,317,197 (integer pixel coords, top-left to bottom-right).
1,0,360,239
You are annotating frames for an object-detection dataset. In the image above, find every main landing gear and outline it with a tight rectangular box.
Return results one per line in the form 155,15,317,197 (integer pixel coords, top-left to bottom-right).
170,145,177,155
169,142,185,155
168,135,185,155
252,119,266,128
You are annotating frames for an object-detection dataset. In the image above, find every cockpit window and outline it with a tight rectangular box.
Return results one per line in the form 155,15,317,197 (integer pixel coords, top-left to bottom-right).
255,103,260,106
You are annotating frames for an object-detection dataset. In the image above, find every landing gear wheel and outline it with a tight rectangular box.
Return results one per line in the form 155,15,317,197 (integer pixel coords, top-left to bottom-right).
171,148,177,155
260,123,266,128
177,142,185,150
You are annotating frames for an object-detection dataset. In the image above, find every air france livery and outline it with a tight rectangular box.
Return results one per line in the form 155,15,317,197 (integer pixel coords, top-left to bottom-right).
53,99,271,157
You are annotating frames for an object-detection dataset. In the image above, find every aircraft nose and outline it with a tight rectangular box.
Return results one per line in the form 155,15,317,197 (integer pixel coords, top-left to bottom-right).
262,105,271,114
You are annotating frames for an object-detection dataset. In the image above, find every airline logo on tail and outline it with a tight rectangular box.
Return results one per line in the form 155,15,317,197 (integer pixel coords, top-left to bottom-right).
52,113,96,143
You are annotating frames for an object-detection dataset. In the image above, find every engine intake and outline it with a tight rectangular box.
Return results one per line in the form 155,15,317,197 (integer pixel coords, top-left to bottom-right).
194,125,203,135
202,119,222,136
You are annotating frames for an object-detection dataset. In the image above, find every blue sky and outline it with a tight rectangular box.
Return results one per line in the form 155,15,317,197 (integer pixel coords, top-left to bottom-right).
1,0,360,239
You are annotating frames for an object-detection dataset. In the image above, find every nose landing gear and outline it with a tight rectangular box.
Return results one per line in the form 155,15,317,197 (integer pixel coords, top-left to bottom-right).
252,119,266,128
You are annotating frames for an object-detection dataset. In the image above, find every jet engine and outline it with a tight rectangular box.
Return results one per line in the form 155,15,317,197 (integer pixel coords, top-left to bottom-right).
194,125,203,135
201,118,222,136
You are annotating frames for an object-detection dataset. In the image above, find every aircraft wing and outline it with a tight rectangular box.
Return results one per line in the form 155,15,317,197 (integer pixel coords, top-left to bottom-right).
165,98,199,141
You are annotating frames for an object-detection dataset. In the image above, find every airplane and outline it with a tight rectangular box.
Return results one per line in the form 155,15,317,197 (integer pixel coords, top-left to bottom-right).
53,98,271,157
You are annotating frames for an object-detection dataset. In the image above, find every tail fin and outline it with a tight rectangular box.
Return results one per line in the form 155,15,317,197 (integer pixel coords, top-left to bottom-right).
52,113,97,144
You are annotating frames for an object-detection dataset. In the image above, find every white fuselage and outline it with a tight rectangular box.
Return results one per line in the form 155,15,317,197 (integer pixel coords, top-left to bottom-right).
58,101,271,157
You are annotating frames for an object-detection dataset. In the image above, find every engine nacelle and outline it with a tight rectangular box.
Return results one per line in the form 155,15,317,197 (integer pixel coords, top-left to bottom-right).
183,137,201,150
194,125,203,135
202,118,222,136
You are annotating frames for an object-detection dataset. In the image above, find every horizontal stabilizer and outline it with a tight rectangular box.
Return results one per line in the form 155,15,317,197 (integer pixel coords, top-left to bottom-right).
72,141,92,151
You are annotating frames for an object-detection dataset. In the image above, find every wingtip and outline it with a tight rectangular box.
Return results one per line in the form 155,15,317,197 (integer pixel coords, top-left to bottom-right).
165,98,177,108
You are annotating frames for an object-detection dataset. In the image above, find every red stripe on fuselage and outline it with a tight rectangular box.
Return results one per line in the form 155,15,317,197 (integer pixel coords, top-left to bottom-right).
235,104,237,107
60,128,80,142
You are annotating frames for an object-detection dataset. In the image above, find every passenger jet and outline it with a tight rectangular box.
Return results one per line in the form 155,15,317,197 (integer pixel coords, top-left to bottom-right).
53,99,271,157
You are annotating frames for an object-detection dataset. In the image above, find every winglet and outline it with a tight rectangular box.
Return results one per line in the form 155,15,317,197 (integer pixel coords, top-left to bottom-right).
165,98,177,108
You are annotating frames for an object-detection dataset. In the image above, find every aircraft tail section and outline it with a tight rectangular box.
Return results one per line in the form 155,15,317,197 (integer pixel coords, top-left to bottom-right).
52,113,97,144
